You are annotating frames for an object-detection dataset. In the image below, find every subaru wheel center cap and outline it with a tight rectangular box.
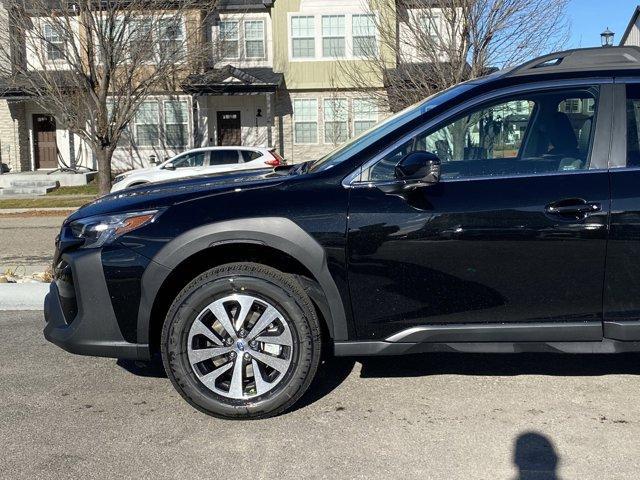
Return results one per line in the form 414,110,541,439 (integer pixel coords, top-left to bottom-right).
236,339,246,351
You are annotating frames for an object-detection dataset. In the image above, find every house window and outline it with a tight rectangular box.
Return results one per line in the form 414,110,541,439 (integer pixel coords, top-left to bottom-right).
244,20,265,59
220,20,240,59
322,15,345,58
293,99,318,144
129,19,154,62
419,14,440,43
324,98,348,144
291,16,315,59
43,23,64,61
164,100,189,148
353,99,378,136
158,18,185,60
134,101,160,147
352,14,376,56
562,99,581,113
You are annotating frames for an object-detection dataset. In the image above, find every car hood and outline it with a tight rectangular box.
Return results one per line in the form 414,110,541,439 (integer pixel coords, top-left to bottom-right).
120,166,158,177
66,168,285,222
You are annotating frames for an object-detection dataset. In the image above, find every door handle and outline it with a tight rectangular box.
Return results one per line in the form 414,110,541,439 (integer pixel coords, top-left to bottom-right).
545,198,601,219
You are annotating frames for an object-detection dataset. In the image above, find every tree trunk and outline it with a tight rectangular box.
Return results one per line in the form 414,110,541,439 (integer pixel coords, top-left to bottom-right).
95,146,114,195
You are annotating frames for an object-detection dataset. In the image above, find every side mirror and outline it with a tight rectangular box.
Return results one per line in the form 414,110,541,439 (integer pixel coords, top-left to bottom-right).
378,151,440,194
163,161,176,170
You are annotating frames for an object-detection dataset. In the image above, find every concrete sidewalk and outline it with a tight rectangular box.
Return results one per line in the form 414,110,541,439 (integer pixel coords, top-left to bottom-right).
0,283,48,310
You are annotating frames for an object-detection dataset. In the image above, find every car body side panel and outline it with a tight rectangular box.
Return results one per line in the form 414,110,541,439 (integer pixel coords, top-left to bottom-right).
347,172,610,339
116,179,352,346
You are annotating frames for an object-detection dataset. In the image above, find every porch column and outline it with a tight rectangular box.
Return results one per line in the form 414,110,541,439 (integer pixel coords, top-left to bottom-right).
266,92,273,148
194,95,210,147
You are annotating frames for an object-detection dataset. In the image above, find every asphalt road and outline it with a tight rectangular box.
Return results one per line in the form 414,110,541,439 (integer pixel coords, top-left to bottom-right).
4,311,640,479
0,215,64,272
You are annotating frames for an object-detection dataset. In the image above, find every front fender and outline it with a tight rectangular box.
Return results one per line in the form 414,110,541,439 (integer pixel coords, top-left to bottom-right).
136,217,348,345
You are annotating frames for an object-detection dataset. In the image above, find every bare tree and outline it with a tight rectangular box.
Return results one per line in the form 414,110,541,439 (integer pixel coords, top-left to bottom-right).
341,0,570,112
0,0,219,194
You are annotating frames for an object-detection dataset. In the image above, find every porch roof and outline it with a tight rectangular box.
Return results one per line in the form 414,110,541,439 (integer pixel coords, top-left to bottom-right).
182,65,283,95
0,72,77,99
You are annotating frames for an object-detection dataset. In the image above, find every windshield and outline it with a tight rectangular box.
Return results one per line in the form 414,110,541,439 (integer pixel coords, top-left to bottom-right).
308,83,474,173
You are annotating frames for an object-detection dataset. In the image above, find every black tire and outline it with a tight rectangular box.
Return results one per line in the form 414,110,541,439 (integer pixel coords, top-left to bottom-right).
161,262,322,419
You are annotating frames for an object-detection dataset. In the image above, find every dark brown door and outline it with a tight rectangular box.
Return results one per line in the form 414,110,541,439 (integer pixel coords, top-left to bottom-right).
33,115,58,169
216,111,241,146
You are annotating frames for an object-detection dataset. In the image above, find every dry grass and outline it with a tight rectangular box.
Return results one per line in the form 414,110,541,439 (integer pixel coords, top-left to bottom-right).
0,196,92,209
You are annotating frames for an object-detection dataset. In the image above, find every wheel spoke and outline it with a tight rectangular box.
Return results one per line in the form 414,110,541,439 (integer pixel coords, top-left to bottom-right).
256,328,292,347
189,318,223,346
199,362,233,390
188,346,234,365
228,357,245,398
246,305,280,341
208,302,237,339
188,293,294,400
250,350,289,374
251,359,271,395
233,295,255,332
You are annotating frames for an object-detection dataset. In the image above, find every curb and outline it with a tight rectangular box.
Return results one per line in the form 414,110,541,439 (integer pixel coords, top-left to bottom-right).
0,283,49,310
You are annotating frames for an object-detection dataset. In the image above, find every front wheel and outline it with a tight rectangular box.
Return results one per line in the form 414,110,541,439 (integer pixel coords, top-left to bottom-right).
161,263,322,419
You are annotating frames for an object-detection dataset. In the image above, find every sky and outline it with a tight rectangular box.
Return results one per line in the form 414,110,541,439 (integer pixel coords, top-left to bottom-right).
566,0,638,48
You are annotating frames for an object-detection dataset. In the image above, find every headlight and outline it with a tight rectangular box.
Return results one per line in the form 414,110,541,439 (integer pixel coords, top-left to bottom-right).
69,209,163,249
112,174,127,184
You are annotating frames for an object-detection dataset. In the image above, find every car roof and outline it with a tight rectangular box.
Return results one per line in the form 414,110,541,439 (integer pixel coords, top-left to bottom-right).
175,146,271,154
477,46,640,84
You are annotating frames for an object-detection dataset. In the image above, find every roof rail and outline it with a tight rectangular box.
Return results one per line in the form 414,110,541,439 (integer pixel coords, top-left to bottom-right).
507,46,640,77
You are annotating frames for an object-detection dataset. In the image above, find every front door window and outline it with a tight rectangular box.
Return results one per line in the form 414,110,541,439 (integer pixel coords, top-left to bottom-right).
172,152,206,168
363,87,599,182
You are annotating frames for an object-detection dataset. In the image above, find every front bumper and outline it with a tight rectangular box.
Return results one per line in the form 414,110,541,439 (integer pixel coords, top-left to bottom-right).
43,249,150,360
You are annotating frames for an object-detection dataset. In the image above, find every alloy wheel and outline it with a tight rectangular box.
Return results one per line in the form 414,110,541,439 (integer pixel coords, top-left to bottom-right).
186,293,294,400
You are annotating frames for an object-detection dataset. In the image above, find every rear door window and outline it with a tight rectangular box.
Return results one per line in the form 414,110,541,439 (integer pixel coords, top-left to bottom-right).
626,84,640,167
210,150,241,166
240,150,262,162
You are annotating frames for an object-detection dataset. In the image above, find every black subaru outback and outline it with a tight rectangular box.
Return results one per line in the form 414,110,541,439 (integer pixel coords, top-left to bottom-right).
45,46,640,419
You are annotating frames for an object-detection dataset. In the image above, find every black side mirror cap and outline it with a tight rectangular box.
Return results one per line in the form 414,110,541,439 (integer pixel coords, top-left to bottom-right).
377,151,441,194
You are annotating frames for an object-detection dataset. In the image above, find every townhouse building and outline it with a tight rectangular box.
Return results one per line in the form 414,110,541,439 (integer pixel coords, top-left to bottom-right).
0,0,443,173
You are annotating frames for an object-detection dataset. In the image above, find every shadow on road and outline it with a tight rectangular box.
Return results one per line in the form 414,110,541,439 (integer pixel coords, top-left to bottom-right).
513,431,560,480
117,351,640,412
116,357,167,378
358,352,640,378
115,355,358,413
290,356,357,412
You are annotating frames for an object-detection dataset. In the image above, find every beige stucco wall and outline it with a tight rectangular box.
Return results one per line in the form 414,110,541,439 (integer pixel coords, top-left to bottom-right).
272,0,393,90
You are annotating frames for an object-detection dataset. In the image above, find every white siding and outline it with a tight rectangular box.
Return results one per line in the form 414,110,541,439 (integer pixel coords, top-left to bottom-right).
623,17,640,46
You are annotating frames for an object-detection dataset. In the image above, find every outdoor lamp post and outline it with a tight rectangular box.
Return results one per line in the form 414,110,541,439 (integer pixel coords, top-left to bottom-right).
601,28,615,47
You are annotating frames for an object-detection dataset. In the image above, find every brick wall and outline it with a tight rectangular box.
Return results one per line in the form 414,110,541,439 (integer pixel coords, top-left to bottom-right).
0,100,30,172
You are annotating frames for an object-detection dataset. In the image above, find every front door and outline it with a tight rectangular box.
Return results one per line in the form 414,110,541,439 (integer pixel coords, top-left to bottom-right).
33,115,58,169
216,111,241,146
347,84,610,340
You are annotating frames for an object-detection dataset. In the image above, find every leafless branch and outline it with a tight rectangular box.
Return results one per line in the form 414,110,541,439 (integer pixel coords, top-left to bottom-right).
340,0,570,112
0,0,221,193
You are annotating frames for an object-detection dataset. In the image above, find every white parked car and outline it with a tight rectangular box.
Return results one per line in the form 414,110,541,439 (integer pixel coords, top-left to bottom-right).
110,146,285,193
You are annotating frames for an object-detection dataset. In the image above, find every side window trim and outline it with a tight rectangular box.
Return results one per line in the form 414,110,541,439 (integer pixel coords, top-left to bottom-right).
343,78,614,187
